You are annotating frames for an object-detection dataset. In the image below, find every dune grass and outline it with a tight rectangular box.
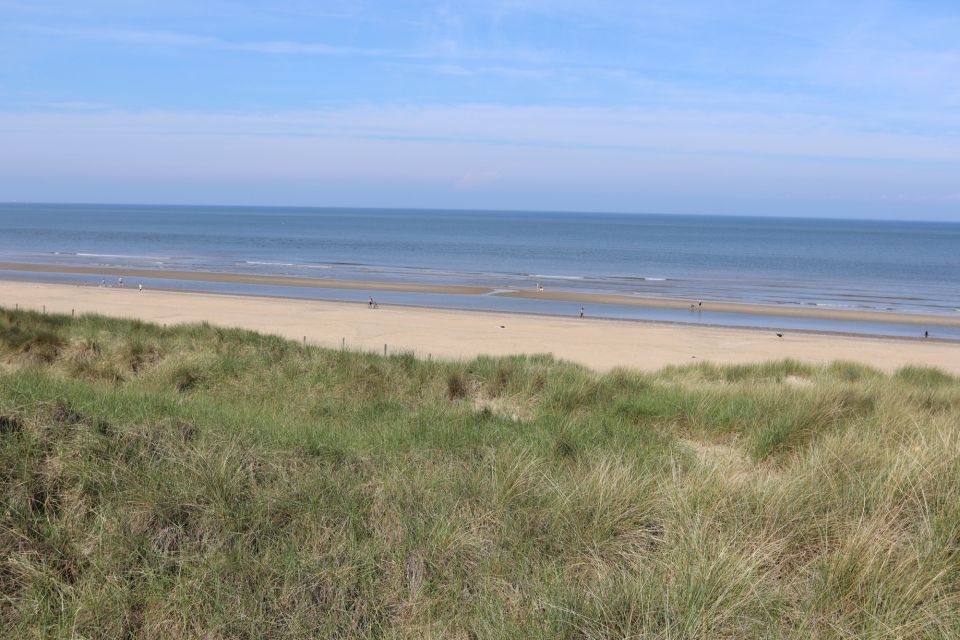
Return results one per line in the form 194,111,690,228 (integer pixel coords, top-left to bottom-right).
1,306,959,638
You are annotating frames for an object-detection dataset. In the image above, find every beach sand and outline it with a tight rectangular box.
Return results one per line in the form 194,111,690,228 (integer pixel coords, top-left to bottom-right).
2,261,958,328
3,280,959,374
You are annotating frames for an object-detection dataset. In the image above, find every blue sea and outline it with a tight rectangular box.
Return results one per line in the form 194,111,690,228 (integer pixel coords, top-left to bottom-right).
1,203,958,339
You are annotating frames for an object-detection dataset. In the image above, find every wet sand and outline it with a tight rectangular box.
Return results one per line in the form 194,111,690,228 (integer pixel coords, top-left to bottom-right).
500,290,960,327
3,281,959,374
1,261,957,328
0,262,493,295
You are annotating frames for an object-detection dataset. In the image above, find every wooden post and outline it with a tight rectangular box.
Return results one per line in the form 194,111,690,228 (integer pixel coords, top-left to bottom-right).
384,344,387,356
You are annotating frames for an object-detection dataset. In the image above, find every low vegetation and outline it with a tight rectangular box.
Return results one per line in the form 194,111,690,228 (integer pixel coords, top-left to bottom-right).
1,306,958,638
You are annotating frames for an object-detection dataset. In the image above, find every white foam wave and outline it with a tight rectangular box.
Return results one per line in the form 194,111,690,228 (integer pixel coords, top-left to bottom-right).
75,252,170,260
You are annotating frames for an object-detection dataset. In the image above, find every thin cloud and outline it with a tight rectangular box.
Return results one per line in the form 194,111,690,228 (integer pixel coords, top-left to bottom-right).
14,24,554,64
18,25,410,58
2,105,957,164
46,101,112,111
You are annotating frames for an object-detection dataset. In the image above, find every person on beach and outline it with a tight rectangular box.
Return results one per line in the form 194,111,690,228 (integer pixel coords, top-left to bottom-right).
118,277,123,287
925,330,929,338
368,296,374,309
579,306,585,318
138,283,143,293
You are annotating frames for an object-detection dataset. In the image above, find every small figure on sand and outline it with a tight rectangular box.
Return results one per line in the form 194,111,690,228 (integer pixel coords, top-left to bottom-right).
537,283,544,292
118,277,124,287
138,283,143,293
698,300,702,308
368,296,374,309
579,306,585,318
100,279,105,287
924,330,929,339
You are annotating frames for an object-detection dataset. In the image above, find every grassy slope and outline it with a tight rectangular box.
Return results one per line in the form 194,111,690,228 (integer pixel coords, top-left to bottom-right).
1,306,959,639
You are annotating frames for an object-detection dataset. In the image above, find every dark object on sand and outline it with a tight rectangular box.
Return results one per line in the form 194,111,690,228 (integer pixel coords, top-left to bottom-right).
776,333,783,338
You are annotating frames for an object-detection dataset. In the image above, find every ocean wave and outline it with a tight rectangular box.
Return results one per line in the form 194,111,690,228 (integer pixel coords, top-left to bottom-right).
619,276,670,282
74,252,170,261
243,260,296,267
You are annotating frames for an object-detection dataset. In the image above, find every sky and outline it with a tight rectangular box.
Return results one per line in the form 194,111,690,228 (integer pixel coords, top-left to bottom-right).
1,0,959,220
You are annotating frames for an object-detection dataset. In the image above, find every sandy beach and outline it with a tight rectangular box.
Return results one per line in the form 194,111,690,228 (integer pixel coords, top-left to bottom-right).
3,280,959,374
2,261,958,328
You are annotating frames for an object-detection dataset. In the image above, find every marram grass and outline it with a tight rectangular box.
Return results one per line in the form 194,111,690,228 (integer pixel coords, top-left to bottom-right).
1,306,958,639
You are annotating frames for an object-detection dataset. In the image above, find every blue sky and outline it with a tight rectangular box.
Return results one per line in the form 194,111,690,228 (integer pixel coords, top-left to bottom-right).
1,1,959,219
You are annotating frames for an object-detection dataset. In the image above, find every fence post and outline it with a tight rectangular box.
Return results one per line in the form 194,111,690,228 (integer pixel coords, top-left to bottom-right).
384,344,387,356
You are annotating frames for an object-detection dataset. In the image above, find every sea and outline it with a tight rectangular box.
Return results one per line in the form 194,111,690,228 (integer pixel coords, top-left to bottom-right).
1,203,958,339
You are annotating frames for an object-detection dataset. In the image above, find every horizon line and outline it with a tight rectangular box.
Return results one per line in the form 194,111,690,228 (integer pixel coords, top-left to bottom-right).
2,200,956,225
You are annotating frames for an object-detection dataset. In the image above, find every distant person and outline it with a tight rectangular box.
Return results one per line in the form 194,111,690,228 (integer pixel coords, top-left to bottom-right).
698,300,702,308
100,279,105,287
579,306,585,318
138,283,143,293
925,330,929,338
118,277,123,287
368,296,374,309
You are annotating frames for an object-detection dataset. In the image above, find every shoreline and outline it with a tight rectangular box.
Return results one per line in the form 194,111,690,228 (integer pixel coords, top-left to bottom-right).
1,260,957,328
3,280,960,374
500,290,960,328
0,261,493,295
104,284,960,345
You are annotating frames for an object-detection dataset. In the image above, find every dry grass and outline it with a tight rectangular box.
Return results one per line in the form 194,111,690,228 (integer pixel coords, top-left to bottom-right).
1,307,959,638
